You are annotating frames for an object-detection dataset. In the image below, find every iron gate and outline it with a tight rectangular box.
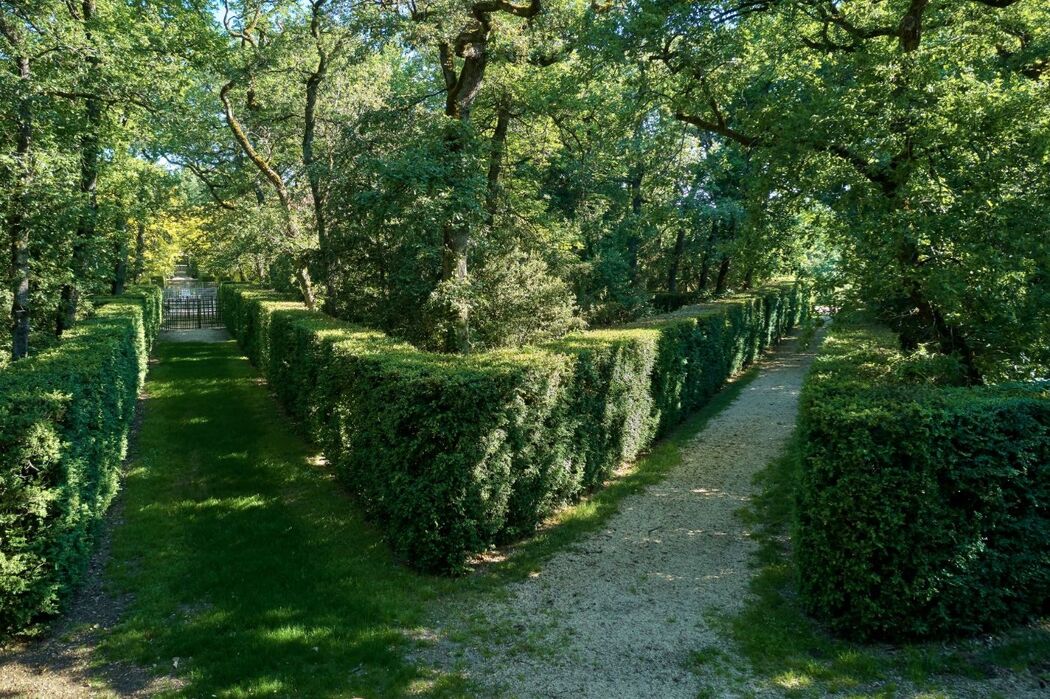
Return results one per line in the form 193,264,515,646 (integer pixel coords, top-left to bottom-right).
162,293,221,330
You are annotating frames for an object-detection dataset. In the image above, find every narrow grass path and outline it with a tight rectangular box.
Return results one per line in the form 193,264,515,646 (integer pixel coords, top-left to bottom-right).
3,332,773,698
1,331,809,698
97,339,457,697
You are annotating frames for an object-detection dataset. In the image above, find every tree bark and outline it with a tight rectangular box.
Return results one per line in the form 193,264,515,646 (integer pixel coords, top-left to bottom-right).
434,0,540,352
438,33,484,353
4,23,31,360
697,253,711,293
220,80,315,308
714,256,731,295
57,0,100,336
666,227,685,293
305,0,333,308
484,101,511,228
441,121,472,353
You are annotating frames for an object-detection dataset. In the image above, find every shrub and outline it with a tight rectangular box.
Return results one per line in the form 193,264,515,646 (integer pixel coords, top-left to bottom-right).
650,291,701,313
0,286,161,634
796,323,1050,640
461,250,584,351
220,281,810,571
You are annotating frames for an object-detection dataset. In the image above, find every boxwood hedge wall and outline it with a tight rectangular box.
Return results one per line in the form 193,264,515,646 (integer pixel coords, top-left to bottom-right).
220,281,809,571
797,324,1049,640
0,286,161,633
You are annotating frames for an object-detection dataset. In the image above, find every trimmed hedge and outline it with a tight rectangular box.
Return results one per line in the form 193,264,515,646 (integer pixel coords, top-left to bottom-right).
797,324,1049,640
0,286,161,633
220,281,810,571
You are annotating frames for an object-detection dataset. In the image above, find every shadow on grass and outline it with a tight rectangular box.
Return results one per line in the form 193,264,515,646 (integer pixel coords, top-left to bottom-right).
101,340,769,697
102,341,467,698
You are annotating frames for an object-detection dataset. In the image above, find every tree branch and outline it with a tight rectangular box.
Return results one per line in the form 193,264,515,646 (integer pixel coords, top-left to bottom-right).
674,110,760,147
219,80,291,211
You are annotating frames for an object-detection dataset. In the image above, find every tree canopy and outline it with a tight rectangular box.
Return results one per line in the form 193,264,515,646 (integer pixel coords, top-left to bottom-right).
2,0,1047,380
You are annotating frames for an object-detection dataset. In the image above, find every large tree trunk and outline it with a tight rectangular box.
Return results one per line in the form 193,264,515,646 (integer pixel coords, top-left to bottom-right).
6,42,31,360
714,255,731,295
433,0,540,352
666,227,686,293
305,0,333,308
57,0,100,335
220,80,315,308
697,252,712,294
441,128,472,352
437,31,486,353
484,101,511,228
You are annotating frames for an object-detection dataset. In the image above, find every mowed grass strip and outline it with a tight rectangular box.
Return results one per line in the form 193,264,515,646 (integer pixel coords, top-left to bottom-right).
100,340,458,697
98,339,767,697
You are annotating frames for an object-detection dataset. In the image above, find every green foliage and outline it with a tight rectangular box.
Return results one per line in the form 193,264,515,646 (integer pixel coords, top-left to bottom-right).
651,291,701,313
796,323,1050,640
635,0,1050,380
220,280,809,571
440,249,584,351
0,286,160,634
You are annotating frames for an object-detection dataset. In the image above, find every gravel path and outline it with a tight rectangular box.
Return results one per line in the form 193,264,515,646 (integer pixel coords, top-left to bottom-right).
427,333,822,698
157,328,230,343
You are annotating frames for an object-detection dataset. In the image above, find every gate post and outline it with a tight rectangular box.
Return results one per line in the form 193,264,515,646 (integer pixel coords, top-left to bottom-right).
197,297,203,328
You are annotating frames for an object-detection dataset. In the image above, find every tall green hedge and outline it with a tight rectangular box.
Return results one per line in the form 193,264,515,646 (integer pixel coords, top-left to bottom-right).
797,324,1049,640
220,281,809,571
0,286,161,634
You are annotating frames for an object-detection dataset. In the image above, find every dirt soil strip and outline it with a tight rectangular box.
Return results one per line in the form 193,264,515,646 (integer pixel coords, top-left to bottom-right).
424,333,823,698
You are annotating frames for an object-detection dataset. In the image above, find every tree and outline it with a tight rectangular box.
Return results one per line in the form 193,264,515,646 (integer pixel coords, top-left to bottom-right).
632,0,1049,380
0,10,32,360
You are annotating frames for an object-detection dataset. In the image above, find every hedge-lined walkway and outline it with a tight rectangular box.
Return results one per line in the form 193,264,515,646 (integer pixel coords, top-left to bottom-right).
1,337,461,697
422,332,825,697
3,325,821,698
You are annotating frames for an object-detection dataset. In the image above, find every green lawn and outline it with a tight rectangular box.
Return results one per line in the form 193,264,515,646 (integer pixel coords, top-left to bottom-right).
99,338,760,697
101,340,453,696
